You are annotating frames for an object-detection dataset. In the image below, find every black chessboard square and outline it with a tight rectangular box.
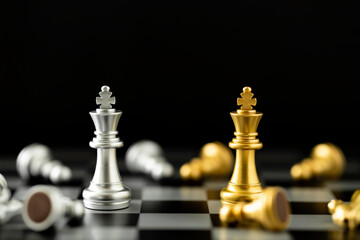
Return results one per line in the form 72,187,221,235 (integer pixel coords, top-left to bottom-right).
207,190,221,200
210,214,223,227
84,213,139,226
139,230,211,240
332,190,355,202
141,201,209,213
291,202,330,215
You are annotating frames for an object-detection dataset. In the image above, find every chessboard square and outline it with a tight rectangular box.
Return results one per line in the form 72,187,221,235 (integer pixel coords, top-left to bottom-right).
204,180,228,190
291,202,330,215
288,215,342,231
85,200,141,214
123,176,148,190
285,187,335,202
207,190,221,200
139,230,211,240
207,200,222,214
84,213,139,226
142,186,207,201
57,226,138,240
332,190,356,202
210,214,222,227
138,214,212,229
212,228,292,240
290,230,352,240
326,180,360,191
141,201,209,213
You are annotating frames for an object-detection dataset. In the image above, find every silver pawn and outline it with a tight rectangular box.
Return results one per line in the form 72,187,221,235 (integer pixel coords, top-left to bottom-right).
125,140,174,181
82,86,131,210
17,143,72,184
22,185,84,232
0,174,22,224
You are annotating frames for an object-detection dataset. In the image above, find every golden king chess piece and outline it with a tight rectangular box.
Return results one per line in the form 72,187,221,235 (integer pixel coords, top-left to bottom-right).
291,143,346,181
219,87,291,231
328,190,360,229
180,142,234,181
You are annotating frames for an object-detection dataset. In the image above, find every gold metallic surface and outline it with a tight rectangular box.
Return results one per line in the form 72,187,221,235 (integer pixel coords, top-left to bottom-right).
328,190,360,229
291,143,346,181
220,87,263,204
219,87,291,231
180,142,234,181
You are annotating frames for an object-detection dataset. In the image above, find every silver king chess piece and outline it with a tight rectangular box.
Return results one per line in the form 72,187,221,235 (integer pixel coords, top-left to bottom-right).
22,185,84,232
125,140,174,181
16,143,72,184
0,174,22,224
82,86,131,210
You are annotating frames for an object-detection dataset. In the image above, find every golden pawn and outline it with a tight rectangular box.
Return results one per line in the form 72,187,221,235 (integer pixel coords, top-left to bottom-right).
219,87,291,231
328,190,360,229
180,142,234,181
291,143,345,181
220,187,291,231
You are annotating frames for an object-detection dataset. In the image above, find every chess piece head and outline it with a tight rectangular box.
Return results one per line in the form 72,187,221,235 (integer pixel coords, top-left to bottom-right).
291,143,345,181
22,185,84,232
16,144,72,184
180,142,234,181
232,187,291,231
125,140,174,180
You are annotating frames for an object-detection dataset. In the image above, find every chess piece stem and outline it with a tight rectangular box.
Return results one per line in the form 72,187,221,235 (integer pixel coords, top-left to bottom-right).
22,185,84,232
82,86,131,210
291,143,345,181
180,142,234,181
16,144,72,184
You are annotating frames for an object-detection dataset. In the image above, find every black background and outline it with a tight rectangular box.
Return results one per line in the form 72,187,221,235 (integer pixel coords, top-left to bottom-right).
1,0,360,155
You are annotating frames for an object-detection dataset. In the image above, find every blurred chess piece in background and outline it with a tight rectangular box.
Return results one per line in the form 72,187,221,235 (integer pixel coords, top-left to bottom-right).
180,142,234,181
125,140,174,181
0,174,23,224
125,140,234,182
291,143,345,181
17,143,72,184
328,189,360,229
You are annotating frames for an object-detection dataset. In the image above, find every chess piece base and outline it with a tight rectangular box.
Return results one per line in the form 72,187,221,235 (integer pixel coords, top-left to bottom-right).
82,182,131,210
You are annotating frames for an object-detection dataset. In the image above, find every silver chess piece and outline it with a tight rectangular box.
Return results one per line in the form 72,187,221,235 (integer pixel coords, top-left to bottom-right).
125,140,174,181
82,86,131,210
22,185,84,232
16,143,72,184
0,174,22,224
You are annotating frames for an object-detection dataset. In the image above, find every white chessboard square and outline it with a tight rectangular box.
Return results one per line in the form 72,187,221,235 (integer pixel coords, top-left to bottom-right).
285,187,335,202
207,200,222,214
138,213,211,229
13,186,81,201
288,215,342,230
142,186,207,201
212,228,292,240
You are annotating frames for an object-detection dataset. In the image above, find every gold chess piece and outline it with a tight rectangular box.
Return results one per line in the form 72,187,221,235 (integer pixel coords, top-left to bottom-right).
291,143,345,181
220,187,290,231
219,87,291,231
180,142,234,181
328,190,360,229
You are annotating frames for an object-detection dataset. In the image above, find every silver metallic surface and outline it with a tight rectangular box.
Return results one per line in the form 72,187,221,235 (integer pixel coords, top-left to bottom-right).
16,143,72,184
125,140,174,181
22,185,84,232
82,86,131,210
0,174,22,224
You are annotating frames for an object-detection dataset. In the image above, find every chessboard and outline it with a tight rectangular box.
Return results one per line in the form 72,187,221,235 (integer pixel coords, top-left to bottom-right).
1,146,360,240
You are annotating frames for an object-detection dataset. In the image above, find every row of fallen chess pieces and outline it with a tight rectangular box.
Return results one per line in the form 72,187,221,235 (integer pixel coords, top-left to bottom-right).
0,140,356,231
